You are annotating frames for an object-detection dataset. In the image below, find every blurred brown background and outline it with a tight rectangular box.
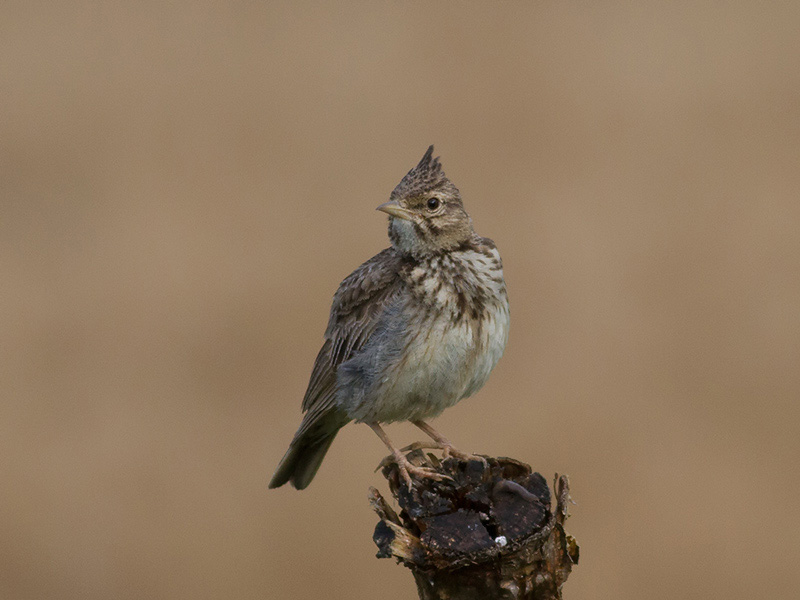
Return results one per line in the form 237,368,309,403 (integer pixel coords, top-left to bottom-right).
2,2,799,599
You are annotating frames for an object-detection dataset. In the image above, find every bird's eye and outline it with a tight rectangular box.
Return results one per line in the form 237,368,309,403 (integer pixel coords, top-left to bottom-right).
426,197,441,210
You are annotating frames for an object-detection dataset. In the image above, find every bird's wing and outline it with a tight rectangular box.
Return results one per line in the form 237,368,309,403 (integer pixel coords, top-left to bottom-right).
299,247,405,422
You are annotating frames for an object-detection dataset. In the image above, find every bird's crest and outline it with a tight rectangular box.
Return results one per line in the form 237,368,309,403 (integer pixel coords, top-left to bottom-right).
391,145,457,201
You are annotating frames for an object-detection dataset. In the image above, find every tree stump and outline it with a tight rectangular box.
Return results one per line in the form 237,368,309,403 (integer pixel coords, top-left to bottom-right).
370,450,579,600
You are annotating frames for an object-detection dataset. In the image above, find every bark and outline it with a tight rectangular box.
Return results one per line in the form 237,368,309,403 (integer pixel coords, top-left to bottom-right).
370,451,578,600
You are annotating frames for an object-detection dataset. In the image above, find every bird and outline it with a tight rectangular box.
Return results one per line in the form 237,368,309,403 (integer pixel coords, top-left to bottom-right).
269,146,509,490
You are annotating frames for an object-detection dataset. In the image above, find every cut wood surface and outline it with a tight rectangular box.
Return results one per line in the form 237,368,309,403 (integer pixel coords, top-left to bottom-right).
370,450,579,600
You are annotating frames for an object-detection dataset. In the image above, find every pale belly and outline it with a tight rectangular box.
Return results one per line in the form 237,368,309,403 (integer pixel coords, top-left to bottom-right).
359,301,510,423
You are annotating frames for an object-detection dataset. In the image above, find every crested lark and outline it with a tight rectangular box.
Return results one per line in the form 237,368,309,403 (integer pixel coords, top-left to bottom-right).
270,146,509,489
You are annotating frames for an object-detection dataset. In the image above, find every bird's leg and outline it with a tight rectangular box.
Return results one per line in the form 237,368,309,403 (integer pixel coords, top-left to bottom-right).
368,422,450,487
411,420,487,464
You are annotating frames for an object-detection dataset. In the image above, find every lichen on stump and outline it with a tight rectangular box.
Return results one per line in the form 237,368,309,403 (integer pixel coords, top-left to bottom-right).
370,450,579,600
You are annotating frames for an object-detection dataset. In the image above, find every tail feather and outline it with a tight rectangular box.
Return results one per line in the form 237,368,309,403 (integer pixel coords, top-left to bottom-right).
269,410,348,490
268,431,338,489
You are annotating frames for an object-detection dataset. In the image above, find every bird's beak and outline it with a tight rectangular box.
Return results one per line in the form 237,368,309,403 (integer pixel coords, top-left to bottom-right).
376,200,414,221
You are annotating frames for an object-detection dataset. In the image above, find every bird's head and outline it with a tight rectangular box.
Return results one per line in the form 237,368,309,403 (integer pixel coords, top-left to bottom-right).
377,146,474,257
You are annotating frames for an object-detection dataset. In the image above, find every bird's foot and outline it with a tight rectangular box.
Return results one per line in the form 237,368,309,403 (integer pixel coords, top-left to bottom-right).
377,448,453,488
397,441,443,453
399,459,451,488
442,446,488,466
376,442,436,470
399,441,488,466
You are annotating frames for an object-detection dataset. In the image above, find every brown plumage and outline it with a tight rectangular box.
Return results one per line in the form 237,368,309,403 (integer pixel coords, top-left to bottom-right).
270,146,509,489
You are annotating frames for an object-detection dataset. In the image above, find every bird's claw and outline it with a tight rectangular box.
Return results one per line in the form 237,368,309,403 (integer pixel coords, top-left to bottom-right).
442,447,488,466
375,442,439,471
398,462,452,487
376,451,453,487
398,441,488,467
398,441,441,453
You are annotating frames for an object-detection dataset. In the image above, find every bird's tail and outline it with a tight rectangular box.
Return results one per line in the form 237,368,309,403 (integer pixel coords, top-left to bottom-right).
269,408,349,490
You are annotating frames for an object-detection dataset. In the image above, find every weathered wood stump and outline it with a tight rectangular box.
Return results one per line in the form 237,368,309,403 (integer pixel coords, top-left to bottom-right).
370,450,578,600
